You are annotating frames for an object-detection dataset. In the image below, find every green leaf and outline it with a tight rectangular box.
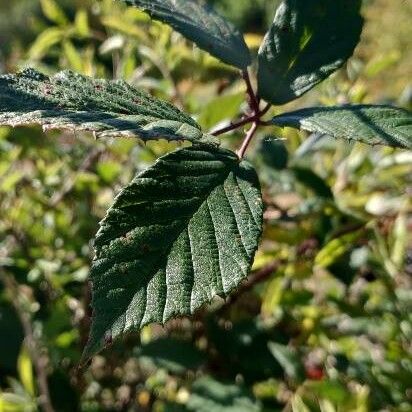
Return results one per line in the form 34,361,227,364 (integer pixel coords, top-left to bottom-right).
136,338,206,374
257,0,363,105
198,92,244,131
259,138,289,171
0,69,205,143
268,342,305,381
28,27,65,60
17,346,35,397
187,376,260,412
290,167,333,199
40,0,69,26
315,230,363,268
272,105,412,149
118,0,251,69
83,146,263,359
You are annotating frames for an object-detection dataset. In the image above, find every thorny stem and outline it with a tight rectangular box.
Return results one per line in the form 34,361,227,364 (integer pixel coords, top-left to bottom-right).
237,122,259,159
211,71,272,159
242,69,260,115
212,113,260,136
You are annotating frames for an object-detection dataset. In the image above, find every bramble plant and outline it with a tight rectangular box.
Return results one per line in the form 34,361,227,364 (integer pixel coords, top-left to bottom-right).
0,0,411,364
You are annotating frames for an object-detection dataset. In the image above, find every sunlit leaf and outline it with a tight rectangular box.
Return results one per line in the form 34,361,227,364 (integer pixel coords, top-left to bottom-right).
83,146,263,359
40,0,68,26
258,0,363,104
0,69,206,143
17,346,35,397
272,105,412,149
118,0,251,69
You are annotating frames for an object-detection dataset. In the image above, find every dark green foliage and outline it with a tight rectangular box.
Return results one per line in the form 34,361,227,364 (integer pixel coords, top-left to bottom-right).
118,0,251,69
0,69,204,142
136,338,206,374
0,0,411,410
272,105,412,149
259,139,289,171
187,376,260,412
258,0,363,104
84,146,263,359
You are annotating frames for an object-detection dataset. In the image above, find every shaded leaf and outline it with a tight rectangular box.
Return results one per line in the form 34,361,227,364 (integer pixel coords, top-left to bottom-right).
272,105,412,149
119,0,251,69
207,319,283,381
136,338,206,374
0,69,205,143
259,138,289,171
0,304,24,372
290,167,333,199
187,376,260,412
268,342,305,381
84,146,263,359
258,0,363,105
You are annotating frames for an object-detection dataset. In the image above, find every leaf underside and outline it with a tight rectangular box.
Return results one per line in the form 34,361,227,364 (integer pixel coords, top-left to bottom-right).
0,68,204,142
258,0,363,105
118,0,251,69
83,146,263,359
272,105,412,149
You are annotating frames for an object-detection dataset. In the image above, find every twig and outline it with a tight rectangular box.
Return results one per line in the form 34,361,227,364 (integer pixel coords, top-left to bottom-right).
0,271,55,412
237,122,259,159
211,113,259,136
259,102,272,117
242,69,260,115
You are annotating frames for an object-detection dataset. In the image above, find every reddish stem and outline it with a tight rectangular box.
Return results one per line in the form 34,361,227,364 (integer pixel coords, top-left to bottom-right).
237,122,259,159
212,114,258,136
242,69,260,115
212,71,273,159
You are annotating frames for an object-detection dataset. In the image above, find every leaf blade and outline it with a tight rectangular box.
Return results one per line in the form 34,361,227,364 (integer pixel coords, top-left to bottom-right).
258,0,363,105
0,68,204,143
83,146,263,360
272,105,412,149
118,0,251,69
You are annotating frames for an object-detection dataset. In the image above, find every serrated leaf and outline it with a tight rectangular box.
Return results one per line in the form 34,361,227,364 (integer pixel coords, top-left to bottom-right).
0,69,205,143
258,0,363,105
83,146,263,359
272,105,412,149
118,0,251,69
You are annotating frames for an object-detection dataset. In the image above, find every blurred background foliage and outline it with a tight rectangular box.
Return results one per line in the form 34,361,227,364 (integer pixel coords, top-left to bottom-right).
0,0,411,411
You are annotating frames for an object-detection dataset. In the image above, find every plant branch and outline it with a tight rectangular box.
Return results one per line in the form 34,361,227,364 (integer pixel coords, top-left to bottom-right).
0,270,55,412
211,114,258,136
242,69,260,115
237,122,259,159
259,102,272,117
211,105,272,136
